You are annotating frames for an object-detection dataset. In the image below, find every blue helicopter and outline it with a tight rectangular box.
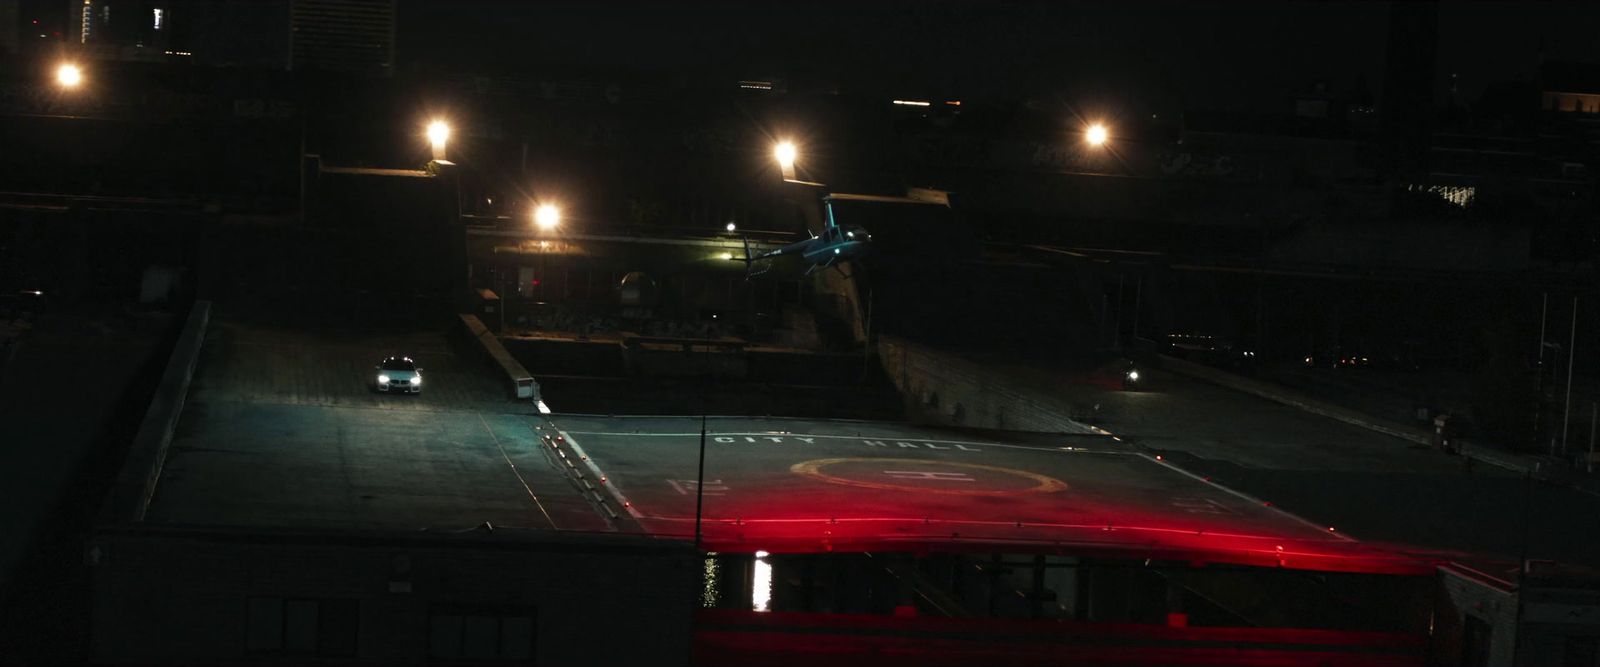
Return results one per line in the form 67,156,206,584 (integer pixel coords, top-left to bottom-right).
742,195,873,277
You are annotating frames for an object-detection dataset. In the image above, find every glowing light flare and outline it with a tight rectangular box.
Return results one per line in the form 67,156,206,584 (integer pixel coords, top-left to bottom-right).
773,141,797,169
426,120,450,146
56,63,82,88
533,204,561,230
672,463,1428,576
752,551,773,612
725,222,737,232
892,99,931,107
1085,123,1109,146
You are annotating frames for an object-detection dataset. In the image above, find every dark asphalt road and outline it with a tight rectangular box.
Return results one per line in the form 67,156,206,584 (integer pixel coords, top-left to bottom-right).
1009,362,1600,569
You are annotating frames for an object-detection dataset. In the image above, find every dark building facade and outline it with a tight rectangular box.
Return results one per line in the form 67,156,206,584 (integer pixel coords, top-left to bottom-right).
290,0,393,75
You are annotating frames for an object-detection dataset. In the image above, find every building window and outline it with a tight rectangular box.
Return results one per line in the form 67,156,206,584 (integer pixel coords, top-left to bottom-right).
246,597,359,657
428,606,536,660
1407,183,1476,209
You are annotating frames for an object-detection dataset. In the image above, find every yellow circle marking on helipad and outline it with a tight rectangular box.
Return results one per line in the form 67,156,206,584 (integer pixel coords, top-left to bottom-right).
790,457,1068,496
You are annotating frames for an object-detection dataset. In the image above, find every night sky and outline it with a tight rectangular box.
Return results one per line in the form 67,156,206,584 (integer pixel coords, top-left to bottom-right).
399,1,1600,113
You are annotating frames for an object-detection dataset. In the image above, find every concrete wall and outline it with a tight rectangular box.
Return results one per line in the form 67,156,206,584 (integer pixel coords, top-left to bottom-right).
1435,565,1519,667
90,527,697,665
1517,582,1600,667
877,335,1099,434
100,300,211,523
457,314,538,400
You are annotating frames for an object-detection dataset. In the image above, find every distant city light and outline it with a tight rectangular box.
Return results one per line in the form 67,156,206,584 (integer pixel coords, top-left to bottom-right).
56,63,82,88
534,204,561,230
1408,183,1476,208
738,80,773,91
1086,123,1109,146
892,99,931,107
152,7,163,30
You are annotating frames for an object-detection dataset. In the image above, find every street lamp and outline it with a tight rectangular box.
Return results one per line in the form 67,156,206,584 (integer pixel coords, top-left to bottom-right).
427,120,450,160
774,140,797,181
533,203,561,231
56,63,83,89
1085,123,1109,147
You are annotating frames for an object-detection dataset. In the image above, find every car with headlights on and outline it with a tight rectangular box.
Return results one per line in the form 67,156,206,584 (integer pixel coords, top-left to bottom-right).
374,356,423,394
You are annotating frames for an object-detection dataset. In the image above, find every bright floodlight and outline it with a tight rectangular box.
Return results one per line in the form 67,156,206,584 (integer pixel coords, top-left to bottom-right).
427,120,450,146
427,120,451,160
725,222,737,232
534,204,561,230
56,63,82,88
774,141,797,169
1085,123,1109,146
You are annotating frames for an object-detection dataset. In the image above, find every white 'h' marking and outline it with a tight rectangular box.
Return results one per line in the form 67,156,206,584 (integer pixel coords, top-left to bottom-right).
883,470,975,482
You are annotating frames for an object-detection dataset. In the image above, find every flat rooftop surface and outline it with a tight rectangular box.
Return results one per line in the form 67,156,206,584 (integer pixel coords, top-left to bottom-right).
550,415,1432,574
148,321,1431,574
145,321,610,533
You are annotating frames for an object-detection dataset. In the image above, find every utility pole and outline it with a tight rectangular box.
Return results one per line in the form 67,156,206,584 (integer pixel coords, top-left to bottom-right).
694,340,715,551
1132,274,1143,342
861,289,873,383
1589,401,1597,474
1535,293,1549,451
1114,273,1125,351
694,412,708,550
1562,297,1578,458
1538,293,1549,362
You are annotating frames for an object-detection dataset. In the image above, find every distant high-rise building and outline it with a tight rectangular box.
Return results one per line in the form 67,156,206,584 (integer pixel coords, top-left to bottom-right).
290,0,394,75
64,0,193,62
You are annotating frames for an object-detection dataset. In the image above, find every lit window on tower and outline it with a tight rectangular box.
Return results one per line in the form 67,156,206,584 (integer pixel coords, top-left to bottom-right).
80,0,92,44
1408,183,1477,208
